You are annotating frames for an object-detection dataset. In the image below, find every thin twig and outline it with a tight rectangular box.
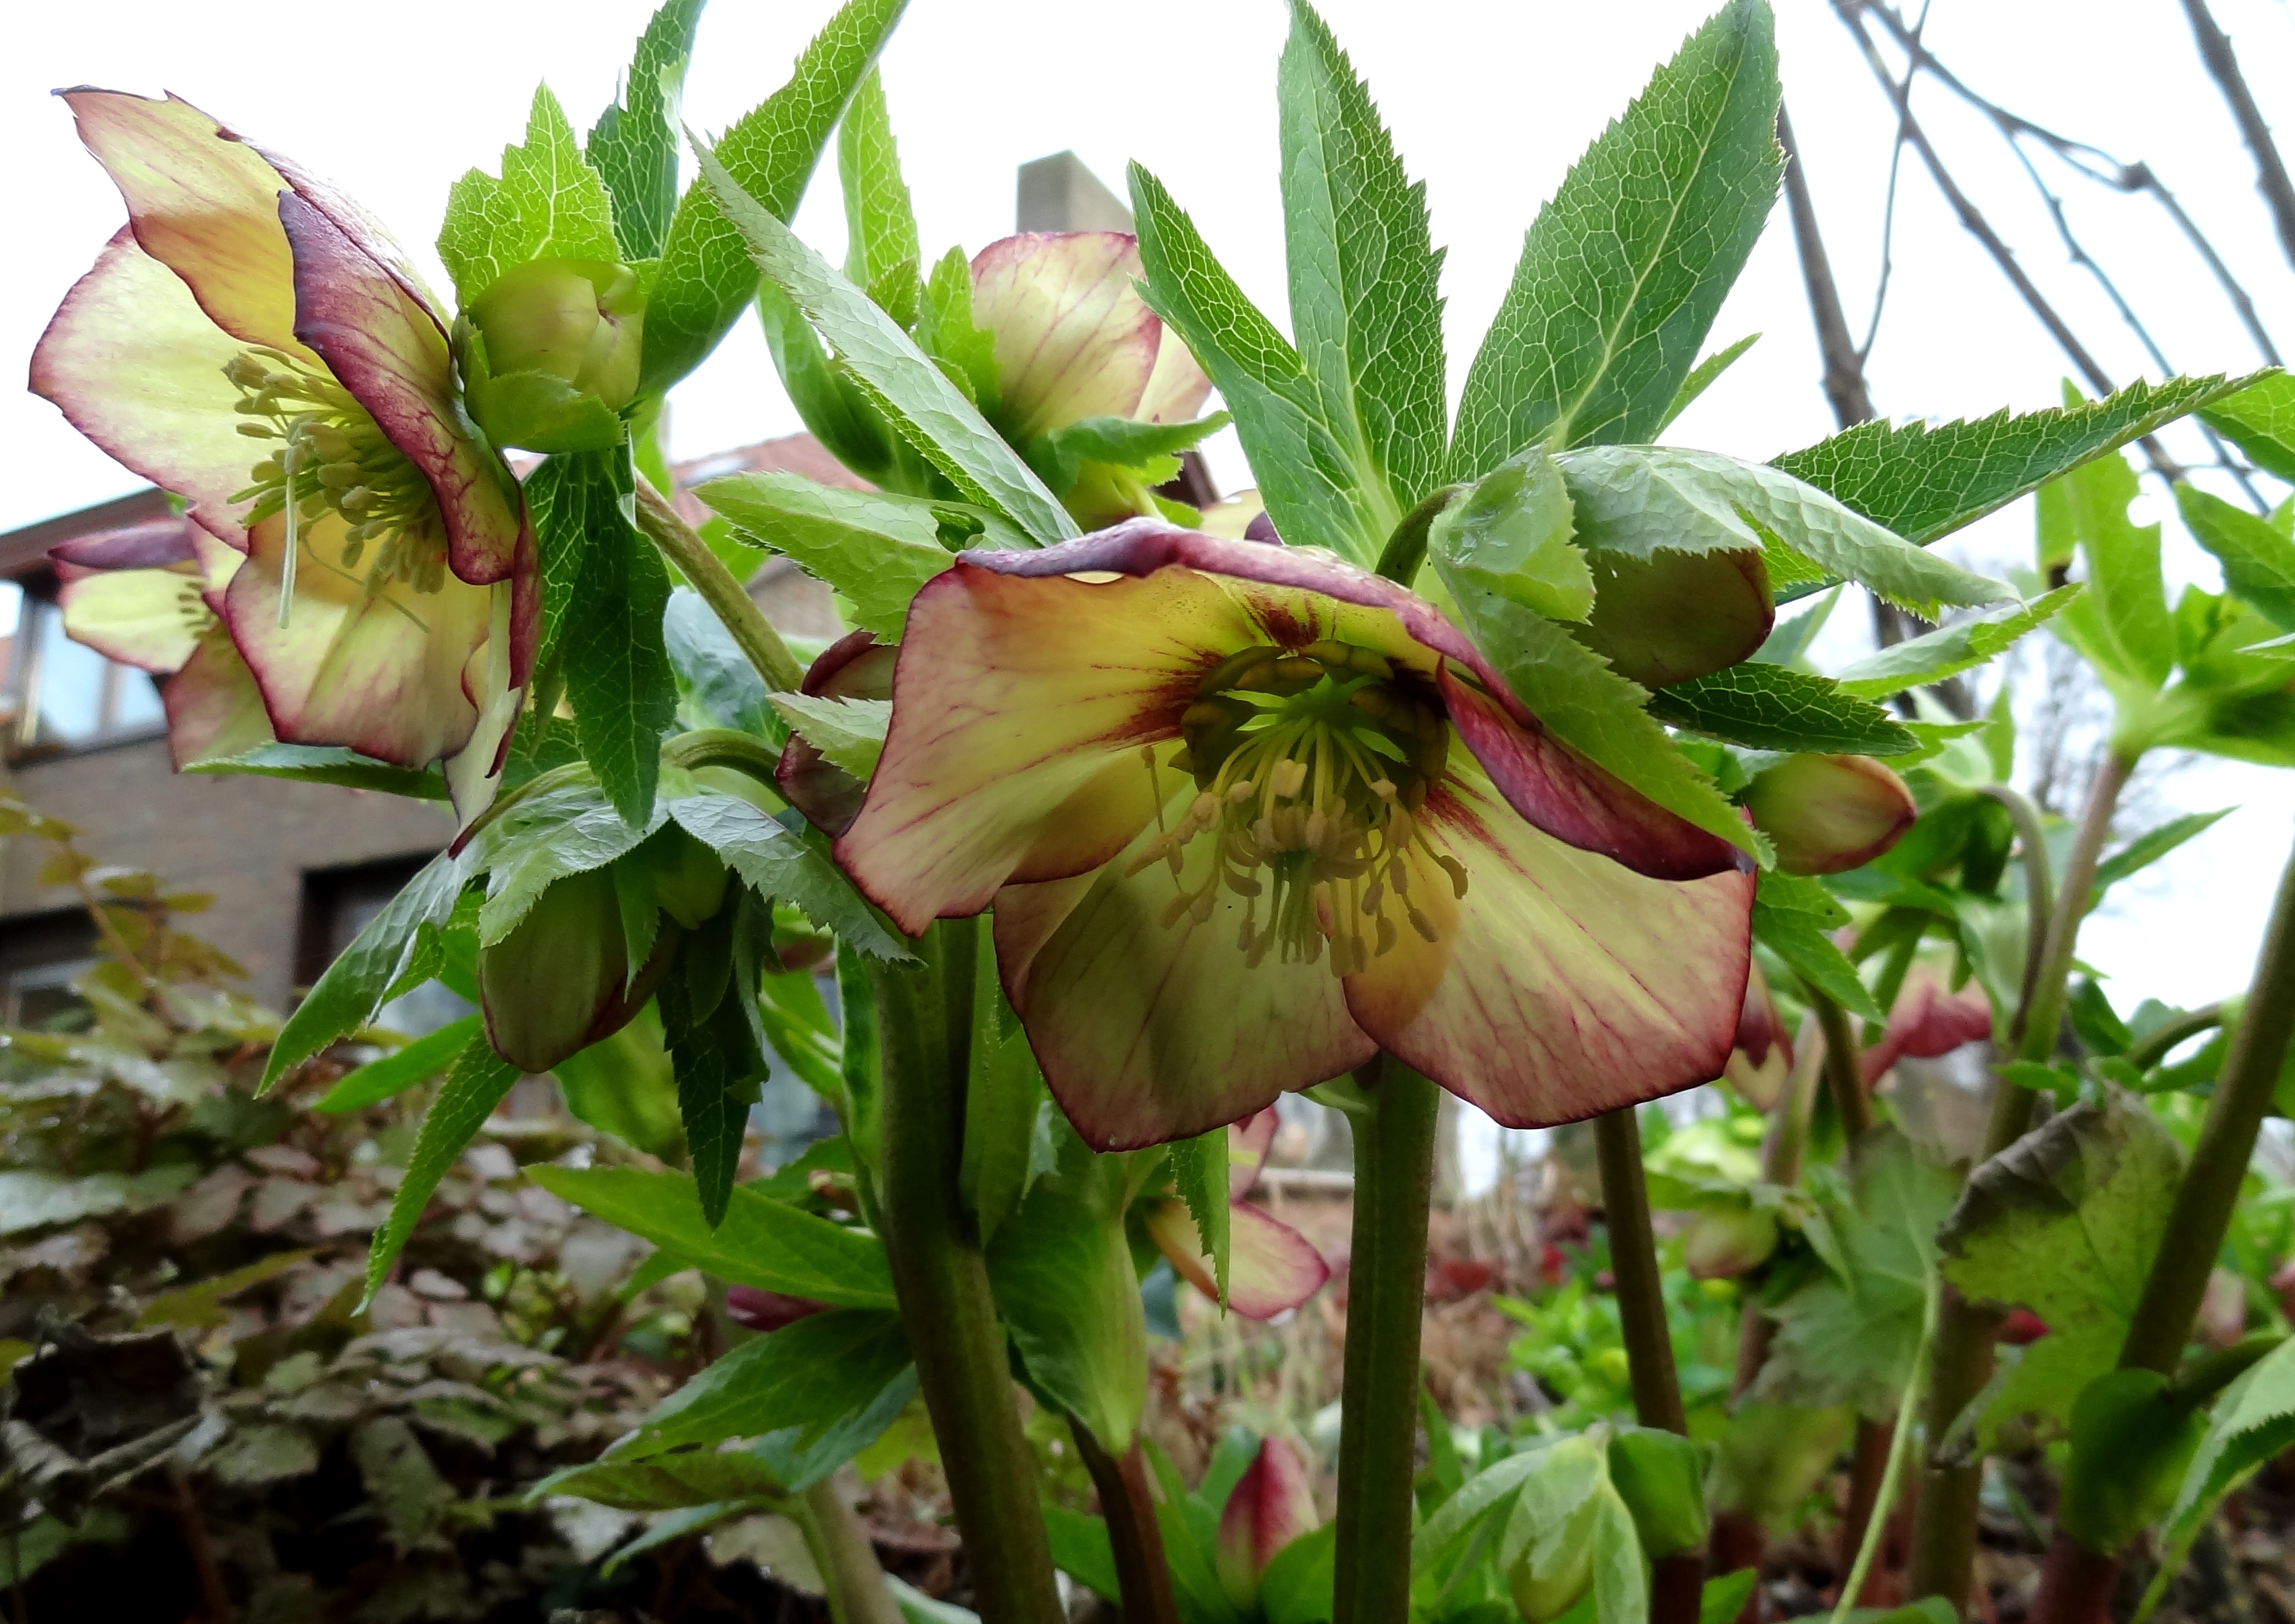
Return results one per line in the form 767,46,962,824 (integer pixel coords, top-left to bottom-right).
2181,0,2295,276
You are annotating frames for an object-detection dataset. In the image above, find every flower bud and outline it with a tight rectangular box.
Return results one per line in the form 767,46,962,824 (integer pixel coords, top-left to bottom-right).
724,1286,831,1333
1681,1204,1778,1281
1216,1438,1319,1610
1606,1428,1710,1559
641,825,730,931
461,257,645,453
1741,753,1917,876
1508,1496,1600,1623
1573,548,1773,689
479,866,673,1072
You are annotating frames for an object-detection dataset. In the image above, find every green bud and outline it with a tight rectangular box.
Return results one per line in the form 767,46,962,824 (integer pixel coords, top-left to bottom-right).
1606,1428,1710,1558
461,257,645,453
1680,1203,1779,1280
1742,752,1919,876
1507,1494,1600,1623
1572,548,1773,689
635,825,730,931
478,867,673,1073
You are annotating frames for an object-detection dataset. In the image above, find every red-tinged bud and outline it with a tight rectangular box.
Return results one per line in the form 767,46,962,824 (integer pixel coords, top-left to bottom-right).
724,1286,831,1333
478,867,674,1073
1216,1438,1319,1609
1681,1204,1779,1280
1742,753,1917,877
1863,967,1994,1084
1574,548,1773,689
2000,1308,2050,1346
461,257,645,453
1724,963,1793,1108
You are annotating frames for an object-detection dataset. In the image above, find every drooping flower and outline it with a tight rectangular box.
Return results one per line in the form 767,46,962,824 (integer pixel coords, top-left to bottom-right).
1215,1436,1320,1609
30,90,535,800
1140,1108,1330,1320
1862,966,1994,1084
835,520,1756,1147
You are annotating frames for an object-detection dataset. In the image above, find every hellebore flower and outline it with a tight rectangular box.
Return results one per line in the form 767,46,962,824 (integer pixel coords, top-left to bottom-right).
1741,753,1917,877
1862,966,1993,1084
30,90,535,795
458,257,646,454
835,520,1756,1148
1141,1108,1330,1319
1216,1436,1320,1610
1721,962,1793,1109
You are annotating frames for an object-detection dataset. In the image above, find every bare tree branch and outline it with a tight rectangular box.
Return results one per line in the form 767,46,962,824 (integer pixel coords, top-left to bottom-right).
2180,0,2295,276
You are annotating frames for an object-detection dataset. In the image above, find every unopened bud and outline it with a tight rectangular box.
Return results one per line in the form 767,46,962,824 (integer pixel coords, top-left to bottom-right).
1509,1498,1600,1623
1606,1429,1710,1558
1742,753,1917,876
1573,548,1773,689
1681,1204,1778,1281
638,826,729,931
461,257,645,453
478,866,671,1072
1216,1438,1319,1610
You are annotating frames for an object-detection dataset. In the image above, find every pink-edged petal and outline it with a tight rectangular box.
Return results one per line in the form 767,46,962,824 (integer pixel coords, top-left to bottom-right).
779,631,899,834
30,229,261,550
971,232,1159,437
837,560,1266,932
50,517,197,573
164,625,275,767
252,139,451,330
967,520,1748,881
991,799,1375,1149
1138,327,1213,425
1230,1108,1279,1199
279,191,524,589
1863,968,1994,1084
220,510,488,767
56,562,205,673
1340,765,1754,1128
1217,1437,1320,1607
1143,1199,1330,1320
58,89,308,355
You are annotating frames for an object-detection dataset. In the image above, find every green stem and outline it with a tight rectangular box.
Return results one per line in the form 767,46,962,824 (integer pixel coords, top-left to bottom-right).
795,1478,904,1624
1371,485,1465,586
1806,986,1873,1140
1906,750,2136,1612
1830,1281,1937,1624
1979,785,2055,1024
1332,1057,1441,1624
1592,1106,1705,1624
867,926,1064,1624
1070,1420,1180,1624
2125,1002,2229,1072
633,473,808,692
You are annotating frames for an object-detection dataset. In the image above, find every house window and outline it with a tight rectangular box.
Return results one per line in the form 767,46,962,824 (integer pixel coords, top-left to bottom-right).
297,857,471,1036
5,587,167,754
0,908,99,1030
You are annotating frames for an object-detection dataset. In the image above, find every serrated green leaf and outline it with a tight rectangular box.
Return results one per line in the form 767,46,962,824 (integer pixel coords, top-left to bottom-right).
2179,483,2295,632
315,1014,484,1113
1451,0,1779,471
2166,1336,2295,1544
1939,1096,2181,1435
664,793,912,961
838,68,919,324
2063,447,2176,689
1279,0,1448,532
2092,808,2235,898
1774,373,2256,545
540,1450,788,1512
529,1164,896,1305
693,138,1076,545
586,0,706,261
1427,446,1594,621
438,85,623,307
1647,664,1914,755
699,471,981,640
988,1185,1147,1451
477,781,666,944
1026,412,1231,494
1832,586,2082,700
1752,872,1881,1019
1660,333,1760,434
769,694,888,780
664,589,776,737
658,932,767,1230
1166,1128,1231,1304
1557,446,2011,617
1129,163,1384,566
1435,586,1761,860
2198,370,2295,483
183,743,448,799
756,280,909,483
361,1035,520,1308
641,0,907,394
264,850,472,1089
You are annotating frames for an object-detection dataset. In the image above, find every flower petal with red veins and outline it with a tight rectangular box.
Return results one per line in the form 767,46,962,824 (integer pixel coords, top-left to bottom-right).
59,90,308,355
992,799,1374,1149
57,562,205,673
30,230,264,550
1144,1200,1330,1320
1138,327,1212,425
221,511,488,767
971,232,1159,437
837,561,1266,931
1230,1108,1279,1199
1342,765,1753,1128
164,627,275,768
1863,969,1994,1083
50,517,197,574
280,192,524,590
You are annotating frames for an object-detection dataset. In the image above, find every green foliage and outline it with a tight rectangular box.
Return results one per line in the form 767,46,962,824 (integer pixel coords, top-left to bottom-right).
837,68,921,323
361,1034,521,1306
1166,1126,1232,1304
1278,0,1449,532
2178,483,2295,632
1831,586,2081,700
663,587,776,736
1450,1,1779,471
314,1014,483,1114
1646,664,1914,755
476,781,665,945
1939,1097,2183,1436
586,0,707,261
183,742,448,799
2092,808,2237,899
1026,413,1231,495
1658,333,1760,433
961,951,1048,1248
988,1183,1147,1451
1750,873,1882,1020
657,911,769,1228
769,693,889,778
2059,1369,2205,1552
2164,1336,2295,1544
1427,448,1592,621
438,85,622,308
2198,370,2295,484
1772,374,2253,545
693,137,1076,543
663,792,912,960
639,0,907,393
2059,442,2175,689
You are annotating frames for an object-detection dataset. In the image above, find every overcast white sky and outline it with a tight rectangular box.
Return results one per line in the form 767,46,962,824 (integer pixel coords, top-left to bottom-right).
7,0,2295,1012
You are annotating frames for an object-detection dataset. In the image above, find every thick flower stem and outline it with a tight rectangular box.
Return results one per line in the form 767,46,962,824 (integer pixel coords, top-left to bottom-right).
795,1478,904,1624
2027,828,2295,1624
1333,1058,1441,1624
1071,1420,1180,1624
1907,751,2135,1613
867,927,1064,1624
632,474,808,692
1593,1106,1704,1624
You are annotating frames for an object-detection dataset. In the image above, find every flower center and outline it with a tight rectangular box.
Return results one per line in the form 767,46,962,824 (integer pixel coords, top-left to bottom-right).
225,348,449,600
1125,639,1468,975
